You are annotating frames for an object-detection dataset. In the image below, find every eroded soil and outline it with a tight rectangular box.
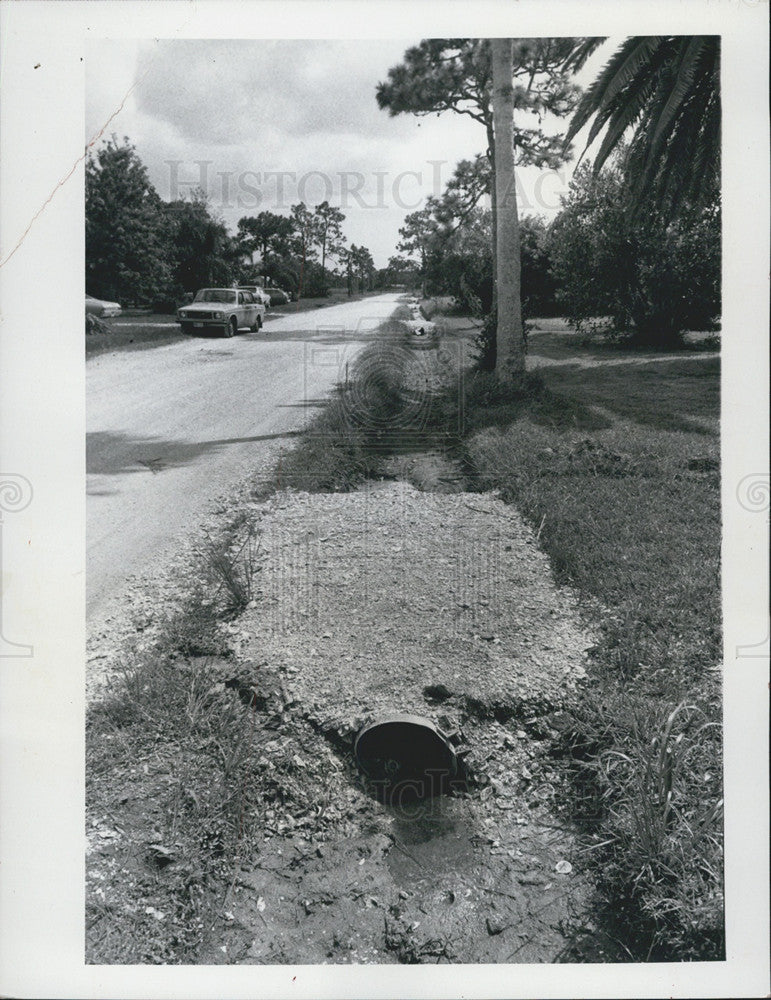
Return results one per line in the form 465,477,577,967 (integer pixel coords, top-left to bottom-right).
191,482,603,964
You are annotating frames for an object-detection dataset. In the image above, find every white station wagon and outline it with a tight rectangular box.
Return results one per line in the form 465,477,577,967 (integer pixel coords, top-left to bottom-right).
178,288,266,337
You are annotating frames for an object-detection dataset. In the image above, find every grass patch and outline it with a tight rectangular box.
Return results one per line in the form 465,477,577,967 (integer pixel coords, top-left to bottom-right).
452,352,723,960
88,654,253,962
528,319,721,361
542,358,719,434
86,314,187,357
277,318,459,492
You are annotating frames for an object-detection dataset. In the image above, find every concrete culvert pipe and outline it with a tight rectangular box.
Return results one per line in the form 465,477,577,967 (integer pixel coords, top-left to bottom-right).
354,714,458,800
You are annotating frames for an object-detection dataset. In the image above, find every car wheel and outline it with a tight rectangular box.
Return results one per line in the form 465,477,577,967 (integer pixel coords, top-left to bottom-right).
226,317,237,338
249,315,262,332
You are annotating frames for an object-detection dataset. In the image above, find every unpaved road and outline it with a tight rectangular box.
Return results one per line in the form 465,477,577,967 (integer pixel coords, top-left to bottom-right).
87,293,402,622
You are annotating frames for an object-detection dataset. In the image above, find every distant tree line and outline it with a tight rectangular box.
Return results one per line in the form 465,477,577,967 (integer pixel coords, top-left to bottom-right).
86,136,378,309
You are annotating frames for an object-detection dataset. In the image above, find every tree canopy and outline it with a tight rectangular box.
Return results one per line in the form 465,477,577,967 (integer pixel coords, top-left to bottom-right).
87,137,363,307
549,158,721,345
86,136,170,304
378,37,583,374
314,201,347,292
164,192,234,297
377,38,581,168
237,211,294,262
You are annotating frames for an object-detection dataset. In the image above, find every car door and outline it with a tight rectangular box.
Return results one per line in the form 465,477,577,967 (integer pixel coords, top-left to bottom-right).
237,291,250,328
244,291,258,325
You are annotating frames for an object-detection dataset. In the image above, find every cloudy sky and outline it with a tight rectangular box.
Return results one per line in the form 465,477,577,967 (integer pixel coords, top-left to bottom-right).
86,38,611,267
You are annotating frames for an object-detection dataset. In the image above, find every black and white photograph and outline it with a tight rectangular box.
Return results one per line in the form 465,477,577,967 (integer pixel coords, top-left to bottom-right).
0,2,768,998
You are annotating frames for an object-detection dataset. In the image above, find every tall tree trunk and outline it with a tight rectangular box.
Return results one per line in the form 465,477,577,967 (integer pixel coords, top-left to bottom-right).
486,123,497,307
492,37,525,378
486,124,498,371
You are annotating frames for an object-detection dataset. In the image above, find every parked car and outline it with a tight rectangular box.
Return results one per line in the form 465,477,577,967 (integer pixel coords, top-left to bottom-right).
177,288,266,337
86,294,121,318
263,286,291,306
236,285,271,307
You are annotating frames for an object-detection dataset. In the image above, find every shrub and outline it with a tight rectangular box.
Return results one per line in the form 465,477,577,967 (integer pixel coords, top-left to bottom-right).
550,161,721,347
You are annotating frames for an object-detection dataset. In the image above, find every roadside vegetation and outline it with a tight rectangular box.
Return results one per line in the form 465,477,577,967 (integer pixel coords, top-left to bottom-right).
258,302,723,961
87,507,357,963
455,339,722,961
85,312,186,357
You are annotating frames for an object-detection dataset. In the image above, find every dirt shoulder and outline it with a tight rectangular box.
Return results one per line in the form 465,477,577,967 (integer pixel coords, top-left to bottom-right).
198,482,599,964
86,477,605,965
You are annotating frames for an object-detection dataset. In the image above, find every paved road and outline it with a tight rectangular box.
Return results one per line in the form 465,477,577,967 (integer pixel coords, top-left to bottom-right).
86,293,402,621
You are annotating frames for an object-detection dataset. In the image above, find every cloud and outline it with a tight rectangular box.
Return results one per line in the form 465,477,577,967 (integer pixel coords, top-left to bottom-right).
85,37,578,266
133,39,419,144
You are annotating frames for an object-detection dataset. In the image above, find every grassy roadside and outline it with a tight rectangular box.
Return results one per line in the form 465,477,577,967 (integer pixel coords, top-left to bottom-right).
455,358,722,961
86,314,186,357
86,516,357,963
86,304,723,962
252,310,725,959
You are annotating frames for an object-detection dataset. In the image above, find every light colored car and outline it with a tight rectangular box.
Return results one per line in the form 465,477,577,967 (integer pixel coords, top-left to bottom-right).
86,294,121,318
177,288,266,337
237,285,271,307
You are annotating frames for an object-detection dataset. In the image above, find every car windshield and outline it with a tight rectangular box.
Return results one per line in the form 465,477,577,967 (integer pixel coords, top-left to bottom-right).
194,289,237,304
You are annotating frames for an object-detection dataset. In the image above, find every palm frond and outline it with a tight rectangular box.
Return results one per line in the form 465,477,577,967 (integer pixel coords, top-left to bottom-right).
595,36,667,114
686,94,721,207
592,76,656,173
586,41,674,161
562,37,607,73
648,37,715,163
565,34,720,219
564,36,665,146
